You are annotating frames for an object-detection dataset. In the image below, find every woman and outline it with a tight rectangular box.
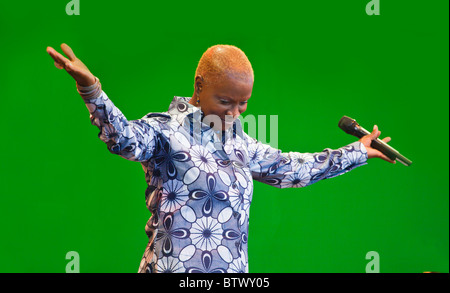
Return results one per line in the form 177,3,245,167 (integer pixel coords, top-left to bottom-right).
46,43,394,273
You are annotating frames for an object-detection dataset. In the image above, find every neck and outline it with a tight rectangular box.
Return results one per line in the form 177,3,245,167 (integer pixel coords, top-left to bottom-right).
188,94,197,106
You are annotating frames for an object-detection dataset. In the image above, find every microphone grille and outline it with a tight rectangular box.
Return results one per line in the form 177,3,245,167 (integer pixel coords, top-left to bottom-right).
338,116,359,135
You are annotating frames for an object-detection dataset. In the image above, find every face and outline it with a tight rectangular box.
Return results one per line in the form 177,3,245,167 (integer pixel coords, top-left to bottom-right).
193,74,253,131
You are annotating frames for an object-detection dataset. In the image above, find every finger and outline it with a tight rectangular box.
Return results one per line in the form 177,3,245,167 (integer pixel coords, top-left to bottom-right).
46,46,60,61
61,43,77,61
47,46,70,67
370,125,380,140
379,153,396,164
54,61,64,69
47,47,60,63
370,146,396,164
380,155,396,164
46,46,55,55
381,137,391,143
376,126,382,139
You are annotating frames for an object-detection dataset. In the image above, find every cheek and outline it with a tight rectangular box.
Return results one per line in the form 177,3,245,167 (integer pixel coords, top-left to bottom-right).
212,104,230,114
202,103,225,117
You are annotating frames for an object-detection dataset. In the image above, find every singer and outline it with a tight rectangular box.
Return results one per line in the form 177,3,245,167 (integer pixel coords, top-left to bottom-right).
46,43,395,273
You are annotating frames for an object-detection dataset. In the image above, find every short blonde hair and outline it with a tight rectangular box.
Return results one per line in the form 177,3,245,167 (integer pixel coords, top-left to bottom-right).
195,45,254,86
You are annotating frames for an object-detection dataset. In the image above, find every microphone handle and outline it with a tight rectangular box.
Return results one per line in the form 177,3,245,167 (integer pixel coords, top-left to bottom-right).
357,127,412,166
370,139,398,161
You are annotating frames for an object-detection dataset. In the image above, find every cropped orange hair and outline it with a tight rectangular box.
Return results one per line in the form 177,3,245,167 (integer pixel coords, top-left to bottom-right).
194,45,254,86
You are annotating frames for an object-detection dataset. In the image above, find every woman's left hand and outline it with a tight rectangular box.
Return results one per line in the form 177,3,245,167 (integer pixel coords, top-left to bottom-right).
359,125,396,164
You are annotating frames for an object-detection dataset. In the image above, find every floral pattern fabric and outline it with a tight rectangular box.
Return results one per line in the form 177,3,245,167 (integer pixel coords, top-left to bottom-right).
83,92,368,273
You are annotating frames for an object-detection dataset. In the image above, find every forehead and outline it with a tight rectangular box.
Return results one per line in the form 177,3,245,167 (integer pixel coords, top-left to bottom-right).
208,74,253,100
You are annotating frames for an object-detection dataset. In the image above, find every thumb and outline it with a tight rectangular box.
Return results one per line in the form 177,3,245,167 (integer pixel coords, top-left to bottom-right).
370,125,381,140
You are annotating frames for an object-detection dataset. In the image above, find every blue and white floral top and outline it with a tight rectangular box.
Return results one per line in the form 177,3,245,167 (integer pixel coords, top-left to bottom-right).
82,88,368,273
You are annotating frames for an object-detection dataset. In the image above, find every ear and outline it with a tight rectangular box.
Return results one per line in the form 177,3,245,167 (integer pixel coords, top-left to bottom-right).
194,75,204,94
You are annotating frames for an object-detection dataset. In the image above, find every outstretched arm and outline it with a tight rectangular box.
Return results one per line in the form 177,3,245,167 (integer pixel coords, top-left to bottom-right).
46,43,158,162
246,125,394,188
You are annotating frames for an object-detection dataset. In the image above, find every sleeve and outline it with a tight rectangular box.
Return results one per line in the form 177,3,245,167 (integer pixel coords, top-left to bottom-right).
78,78,158,162
244,133,368,188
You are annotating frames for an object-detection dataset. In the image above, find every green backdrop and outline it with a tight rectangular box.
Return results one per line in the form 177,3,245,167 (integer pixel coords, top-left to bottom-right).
0,0,448,273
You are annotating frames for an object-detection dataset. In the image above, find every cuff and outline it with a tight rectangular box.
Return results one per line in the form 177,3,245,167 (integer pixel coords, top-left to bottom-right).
350,141,368,165
77,77,102,100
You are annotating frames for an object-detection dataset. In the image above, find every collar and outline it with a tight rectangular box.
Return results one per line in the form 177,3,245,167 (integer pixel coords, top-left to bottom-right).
167,96,245,143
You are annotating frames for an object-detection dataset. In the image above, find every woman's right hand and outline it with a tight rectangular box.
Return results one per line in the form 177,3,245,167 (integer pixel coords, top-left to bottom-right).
47,43,96,87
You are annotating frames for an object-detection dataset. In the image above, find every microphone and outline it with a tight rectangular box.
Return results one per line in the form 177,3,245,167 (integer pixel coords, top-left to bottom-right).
338,116,412,166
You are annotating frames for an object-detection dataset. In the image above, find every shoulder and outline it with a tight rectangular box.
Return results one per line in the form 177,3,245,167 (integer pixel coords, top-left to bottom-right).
140,112,172,125
124,112,172,136
242,131,258,146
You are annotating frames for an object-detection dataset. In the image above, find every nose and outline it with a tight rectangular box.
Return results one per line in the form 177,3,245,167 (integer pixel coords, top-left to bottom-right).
226,105,240,119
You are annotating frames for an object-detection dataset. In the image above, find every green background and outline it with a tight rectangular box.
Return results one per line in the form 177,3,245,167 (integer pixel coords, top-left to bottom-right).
0,0,448,273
